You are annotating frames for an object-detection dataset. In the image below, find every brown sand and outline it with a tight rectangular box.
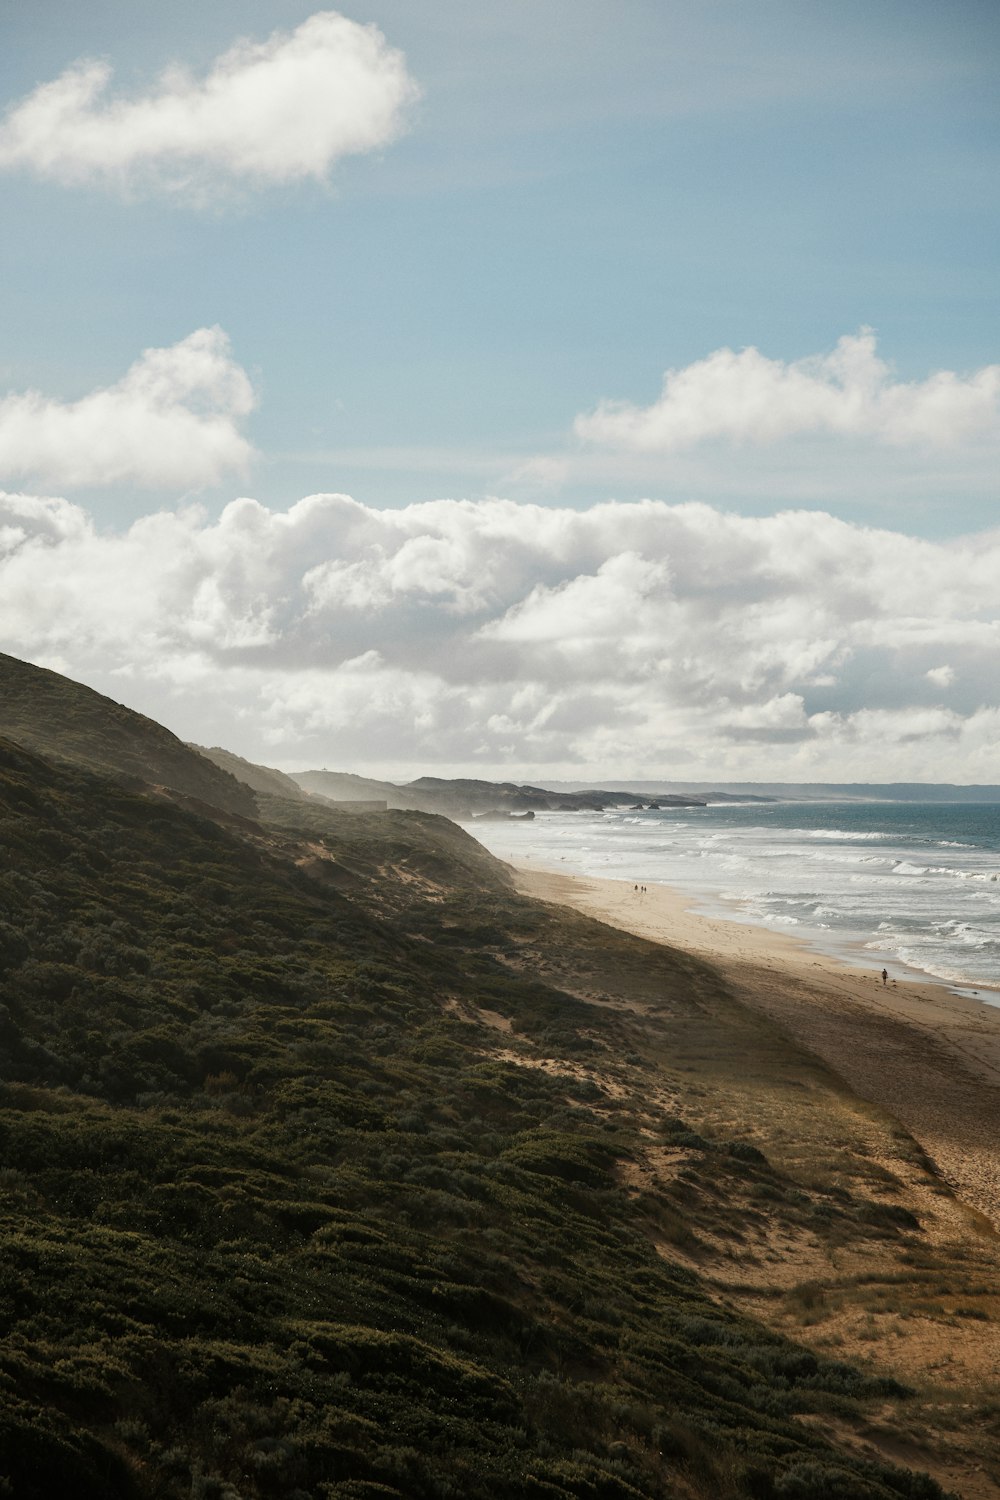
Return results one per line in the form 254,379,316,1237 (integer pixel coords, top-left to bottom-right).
514,865,1000,1231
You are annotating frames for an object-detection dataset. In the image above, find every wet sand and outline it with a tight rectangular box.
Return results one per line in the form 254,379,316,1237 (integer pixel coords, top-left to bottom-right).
515,864,1000,1229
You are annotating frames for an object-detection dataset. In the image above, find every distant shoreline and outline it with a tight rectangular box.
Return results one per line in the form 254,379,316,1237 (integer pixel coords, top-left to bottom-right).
514,862,1000,1232
537,782,1000,804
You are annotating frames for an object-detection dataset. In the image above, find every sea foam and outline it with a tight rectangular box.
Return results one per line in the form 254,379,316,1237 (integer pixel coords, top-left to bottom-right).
465,799,1000,993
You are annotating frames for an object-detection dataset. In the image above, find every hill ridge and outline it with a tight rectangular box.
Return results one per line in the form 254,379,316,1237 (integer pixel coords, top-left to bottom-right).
0,652,256,818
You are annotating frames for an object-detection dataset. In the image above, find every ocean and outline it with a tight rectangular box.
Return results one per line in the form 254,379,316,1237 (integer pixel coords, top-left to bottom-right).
463,801,1000,997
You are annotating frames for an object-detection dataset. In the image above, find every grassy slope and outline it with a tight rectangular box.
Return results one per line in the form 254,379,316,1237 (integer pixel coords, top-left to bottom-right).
0,653,256,819
266,793,1000,1490
0,730,975,1500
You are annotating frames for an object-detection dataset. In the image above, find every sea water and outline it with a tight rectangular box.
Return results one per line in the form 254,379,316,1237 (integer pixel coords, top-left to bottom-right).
463,802,1000,996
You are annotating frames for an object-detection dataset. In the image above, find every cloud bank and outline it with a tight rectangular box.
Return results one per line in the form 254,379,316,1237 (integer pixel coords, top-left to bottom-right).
0,329,255,488
576,331,1000,451
0,11,418,197
2,492,999,783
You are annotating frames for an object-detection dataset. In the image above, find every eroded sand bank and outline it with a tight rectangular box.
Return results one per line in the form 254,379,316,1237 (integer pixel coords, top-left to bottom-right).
515,864,1000,1230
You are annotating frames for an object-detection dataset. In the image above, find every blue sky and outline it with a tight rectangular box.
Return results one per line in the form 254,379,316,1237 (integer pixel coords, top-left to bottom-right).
2,1,997,530
0,4,998,779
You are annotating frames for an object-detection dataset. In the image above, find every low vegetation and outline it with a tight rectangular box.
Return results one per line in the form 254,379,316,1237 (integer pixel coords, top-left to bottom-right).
0,688,985,1496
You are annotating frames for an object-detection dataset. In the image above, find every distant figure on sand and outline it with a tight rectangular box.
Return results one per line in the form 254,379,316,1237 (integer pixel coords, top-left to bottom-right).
881,968,888,986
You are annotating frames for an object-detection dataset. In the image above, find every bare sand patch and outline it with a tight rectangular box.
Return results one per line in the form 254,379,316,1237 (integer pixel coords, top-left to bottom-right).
516,865,1000,1233
504,862,1000,1495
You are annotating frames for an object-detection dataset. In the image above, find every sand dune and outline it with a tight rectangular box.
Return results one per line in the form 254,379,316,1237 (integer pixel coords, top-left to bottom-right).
516,865,1000,1231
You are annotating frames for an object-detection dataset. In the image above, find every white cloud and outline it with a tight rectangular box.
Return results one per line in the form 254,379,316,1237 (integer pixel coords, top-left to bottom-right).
3,491,1000,782
575,330,1000,451
0,329,255,488
502,455,572,494
0,11,418,198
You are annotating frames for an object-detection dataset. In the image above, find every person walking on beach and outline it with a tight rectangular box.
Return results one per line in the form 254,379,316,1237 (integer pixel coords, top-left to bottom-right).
881,968,888,986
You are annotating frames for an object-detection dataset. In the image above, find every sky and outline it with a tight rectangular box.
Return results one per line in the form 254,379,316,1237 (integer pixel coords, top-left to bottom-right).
0,2,998,782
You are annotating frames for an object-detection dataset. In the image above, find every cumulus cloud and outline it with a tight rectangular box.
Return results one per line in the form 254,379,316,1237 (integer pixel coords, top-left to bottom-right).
0,11,418,198
3,491,1000,782
0,329,255,488
576,330,1000,451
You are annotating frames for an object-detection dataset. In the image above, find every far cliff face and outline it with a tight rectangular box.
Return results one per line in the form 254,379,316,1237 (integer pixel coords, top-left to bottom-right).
292,769,706,817
290,767,430,810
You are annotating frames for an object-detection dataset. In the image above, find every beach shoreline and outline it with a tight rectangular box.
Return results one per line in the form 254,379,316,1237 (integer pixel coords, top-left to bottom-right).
463,801,1000,999
517,859,1000,996
514,861,1000,1230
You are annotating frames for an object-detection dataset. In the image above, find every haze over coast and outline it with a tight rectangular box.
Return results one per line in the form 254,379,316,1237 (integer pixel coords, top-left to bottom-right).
2,4,999,1495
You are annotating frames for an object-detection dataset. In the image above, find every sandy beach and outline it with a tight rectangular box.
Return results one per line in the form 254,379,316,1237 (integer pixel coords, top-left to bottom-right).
515,863,1000,1231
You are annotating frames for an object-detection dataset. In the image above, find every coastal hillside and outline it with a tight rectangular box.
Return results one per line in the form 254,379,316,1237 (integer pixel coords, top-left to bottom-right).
195,743,308,802
1,656,997,1497
288,766,434,808
0,652,256,819
292,767,704,816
